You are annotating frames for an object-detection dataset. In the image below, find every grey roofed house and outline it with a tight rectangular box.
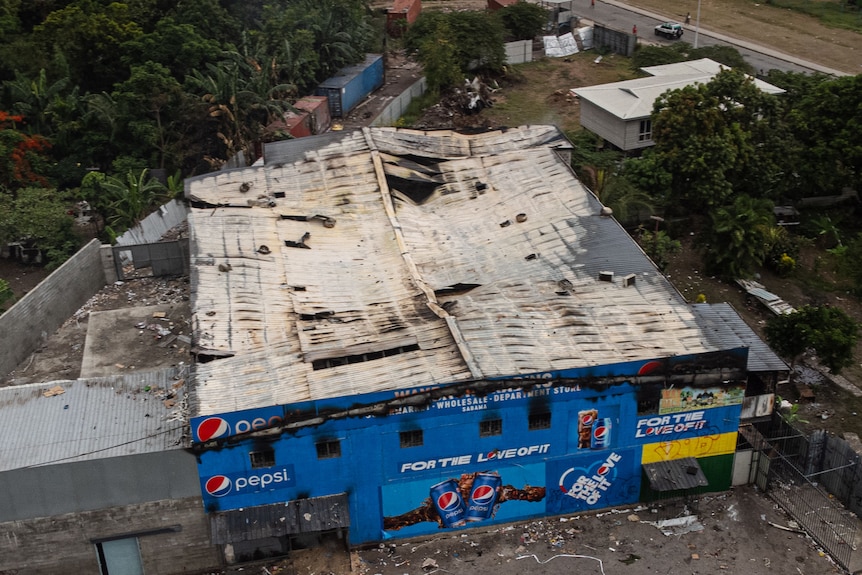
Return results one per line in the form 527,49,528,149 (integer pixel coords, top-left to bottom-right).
570,58,786,151
183,125,733,419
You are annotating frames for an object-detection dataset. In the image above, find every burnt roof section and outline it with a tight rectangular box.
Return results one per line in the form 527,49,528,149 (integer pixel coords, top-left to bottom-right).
184,126,720,417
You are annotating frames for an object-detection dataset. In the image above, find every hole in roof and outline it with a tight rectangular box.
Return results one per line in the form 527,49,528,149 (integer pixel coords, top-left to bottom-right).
434,283,481,297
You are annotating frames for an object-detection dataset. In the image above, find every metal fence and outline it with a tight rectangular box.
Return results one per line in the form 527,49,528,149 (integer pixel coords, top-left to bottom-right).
742,414,860,572
112,239,189,280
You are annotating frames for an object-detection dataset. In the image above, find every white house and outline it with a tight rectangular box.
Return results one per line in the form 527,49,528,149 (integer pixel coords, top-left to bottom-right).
571,58,785,152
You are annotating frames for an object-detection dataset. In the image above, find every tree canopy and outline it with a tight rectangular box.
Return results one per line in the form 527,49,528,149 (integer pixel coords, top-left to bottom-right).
765,306,860,374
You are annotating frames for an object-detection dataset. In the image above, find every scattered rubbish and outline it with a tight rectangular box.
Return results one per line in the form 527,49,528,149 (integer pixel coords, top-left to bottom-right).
767,520,805,534
627,514,640,522
152,311,166,318
619,553,640,565
421,557,438,570
646,515,704,536
43,385,65,397
691,553,700,560
517,553,606,574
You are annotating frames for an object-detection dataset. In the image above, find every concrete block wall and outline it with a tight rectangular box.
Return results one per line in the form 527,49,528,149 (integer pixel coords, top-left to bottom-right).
0,239,106,378
371,77,427,127
0,497,221,575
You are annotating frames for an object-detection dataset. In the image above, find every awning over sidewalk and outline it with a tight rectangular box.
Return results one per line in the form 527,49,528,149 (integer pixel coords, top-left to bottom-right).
642,457,708,492
210,493,349,544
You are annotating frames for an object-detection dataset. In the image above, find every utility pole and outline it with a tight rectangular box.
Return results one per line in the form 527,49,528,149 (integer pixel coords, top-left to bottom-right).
694,0,702,48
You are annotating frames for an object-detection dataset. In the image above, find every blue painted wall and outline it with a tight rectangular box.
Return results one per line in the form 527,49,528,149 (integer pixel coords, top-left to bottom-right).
193,349,748,544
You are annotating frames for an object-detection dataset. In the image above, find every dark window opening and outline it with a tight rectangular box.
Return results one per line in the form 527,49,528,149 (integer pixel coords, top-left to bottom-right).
316,440,341,459
480,419,503,437
529,412,552,430
639,119,653,142
312,343,420,370
400,430,424,448
250,450,276,468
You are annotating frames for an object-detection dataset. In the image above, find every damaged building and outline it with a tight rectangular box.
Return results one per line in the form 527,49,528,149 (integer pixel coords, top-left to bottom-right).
183,125,783,561
0,125,787,573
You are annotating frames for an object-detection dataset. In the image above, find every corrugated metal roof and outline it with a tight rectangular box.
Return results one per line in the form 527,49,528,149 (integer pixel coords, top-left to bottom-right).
643,457,708,491
0,368,188,471
689,303,788,373
185,126,720,417
211,493,350,544
572,58,785,120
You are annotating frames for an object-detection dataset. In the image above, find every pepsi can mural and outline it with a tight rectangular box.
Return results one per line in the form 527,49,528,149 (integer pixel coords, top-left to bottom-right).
577,409,598,449
466,472,502,521
591,418,612,450
430,479,467,527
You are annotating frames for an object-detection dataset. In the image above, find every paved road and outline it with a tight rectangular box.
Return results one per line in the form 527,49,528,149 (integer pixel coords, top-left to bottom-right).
579,0,848,76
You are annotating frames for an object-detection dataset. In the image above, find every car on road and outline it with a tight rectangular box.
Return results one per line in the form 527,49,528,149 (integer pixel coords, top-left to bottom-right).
655,22,684,39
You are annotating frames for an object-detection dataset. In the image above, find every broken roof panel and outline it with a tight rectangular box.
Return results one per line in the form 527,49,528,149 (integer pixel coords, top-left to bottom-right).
186,126,717,418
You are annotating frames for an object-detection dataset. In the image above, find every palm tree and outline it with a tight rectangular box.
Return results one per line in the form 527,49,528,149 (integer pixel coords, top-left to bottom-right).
593,169,654,226
101,168,170,237
4,69,70,136
702,194,774,279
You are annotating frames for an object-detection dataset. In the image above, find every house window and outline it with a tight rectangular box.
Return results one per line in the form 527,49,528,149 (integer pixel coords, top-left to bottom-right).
400,430,424,448
480,419,503,437
528,412,552,430
96,538,143,575
316,440,341,459
250,449,276,468
639,119,652,142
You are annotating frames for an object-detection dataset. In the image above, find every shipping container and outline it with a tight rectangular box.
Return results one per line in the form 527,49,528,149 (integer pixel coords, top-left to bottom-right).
487,0,517,10
293,95,331,134
387,0,421,36
315,54,385,118
264,110,311,139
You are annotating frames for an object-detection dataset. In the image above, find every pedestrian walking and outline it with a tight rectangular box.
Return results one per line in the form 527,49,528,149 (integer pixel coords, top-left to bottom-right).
685,12,691,24
632,24,637,35
591,0,595,8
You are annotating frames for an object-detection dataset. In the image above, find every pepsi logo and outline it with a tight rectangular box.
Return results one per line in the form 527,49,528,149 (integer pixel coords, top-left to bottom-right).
471,485,496,504
205,475,232,497
593,425,608,439
580,413,595,425
596,464,612,476
638,360,662,376
197,417,230,442
436,491,461,511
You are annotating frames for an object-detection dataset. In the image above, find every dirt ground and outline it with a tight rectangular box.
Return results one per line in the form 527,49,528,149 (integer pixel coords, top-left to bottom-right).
223,485,847,575
0,270,192,387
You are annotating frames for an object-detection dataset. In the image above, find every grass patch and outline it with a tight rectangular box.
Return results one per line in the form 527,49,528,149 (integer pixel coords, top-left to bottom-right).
765,0,862,31
480,52,637,132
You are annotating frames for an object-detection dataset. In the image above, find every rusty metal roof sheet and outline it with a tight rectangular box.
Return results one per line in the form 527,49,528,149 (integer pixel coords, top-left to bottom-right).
186,126,717,417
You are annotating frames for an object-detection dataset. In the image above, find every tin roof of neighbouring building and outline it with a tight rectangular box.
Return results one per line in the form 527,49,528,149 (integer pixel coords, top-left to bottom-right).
571,58,786,120
0,367,188,471
184,125,722,417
